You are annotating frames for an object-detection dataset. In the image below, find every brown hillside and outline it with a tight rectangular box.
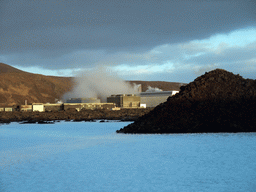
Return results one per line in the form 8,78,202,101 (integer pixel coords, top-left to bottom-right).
0,63,25,73
117,69,256,133
0,63,74,105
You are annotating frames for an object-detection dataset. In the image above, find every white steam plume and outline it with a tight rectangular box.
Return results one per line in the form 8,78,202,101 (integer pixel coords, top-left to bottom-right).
63,67,139,102
145,86,163,92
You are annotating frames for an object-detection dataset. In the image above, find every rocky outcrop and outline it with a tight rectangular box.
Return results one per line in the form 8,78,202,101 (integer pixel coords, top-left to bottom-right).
117,69,256,133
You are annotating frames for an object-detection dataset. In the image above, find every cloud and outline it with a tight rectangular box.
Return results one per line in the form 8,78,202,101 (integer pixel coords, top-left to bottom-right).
1,0,255,68
109,27,256,81
5,27,256,83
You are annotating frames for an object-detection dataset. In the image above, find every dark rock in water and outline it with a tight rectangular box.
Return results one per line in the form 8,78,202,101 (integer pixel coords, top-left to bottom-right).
20,120,37,124
38,120,54,124
120,117,137,121
0,120,10,124
117,69,256,134
72,119,84,122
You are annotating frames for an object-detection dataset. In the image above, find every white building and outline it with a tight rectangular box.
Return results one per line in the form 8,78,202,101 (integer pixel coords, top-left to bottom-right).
32,104,45,112
139,91,179,108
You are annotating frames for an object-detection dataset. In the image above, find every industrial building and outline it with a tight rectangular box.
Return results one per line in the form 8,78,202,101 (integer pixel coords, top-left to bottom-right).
63,103,115,111
107,94,141,108
32,103,45,112
139,91,179,108
66,98,101,103
20,105,32,112
44,103,63,112
32,103,64,112
0,107,14,112
64,97,115,111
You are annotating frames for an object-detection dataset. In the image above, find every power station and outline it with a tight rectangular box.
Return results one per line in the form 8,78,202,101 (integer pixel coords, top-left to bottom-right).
107,94,140,108
2,85,179,112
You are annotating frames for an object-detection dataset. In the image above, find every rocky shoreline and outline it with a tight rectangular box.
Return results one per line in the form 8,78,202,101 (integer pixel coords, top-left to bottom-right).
0,108,153,124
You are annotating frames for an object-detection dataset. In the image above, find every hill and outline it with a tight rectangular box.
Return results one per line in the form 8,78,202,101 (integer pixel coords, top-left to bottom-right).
0,63,25,74
117,69,256,133
0,63,183,105
0,63,74,105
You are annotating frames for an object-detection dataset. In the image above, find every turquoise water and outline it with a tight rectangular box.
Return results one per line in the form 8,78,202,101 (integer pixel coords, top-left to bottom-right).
1,121,256,192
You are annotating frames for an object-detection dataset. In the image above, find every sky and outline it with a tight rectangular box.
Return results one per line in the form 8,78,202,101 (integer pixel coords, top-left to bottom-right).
0,0,256,83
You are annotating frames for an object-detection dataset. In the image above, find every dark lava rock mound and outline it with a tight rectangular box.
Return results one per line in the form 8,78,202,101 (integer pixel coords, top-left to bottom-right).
117,69,256,133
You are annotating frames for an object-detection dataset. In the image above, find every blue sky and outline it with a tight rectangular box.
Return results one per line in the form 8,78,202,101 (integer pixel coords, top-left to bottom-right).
1,0,255,83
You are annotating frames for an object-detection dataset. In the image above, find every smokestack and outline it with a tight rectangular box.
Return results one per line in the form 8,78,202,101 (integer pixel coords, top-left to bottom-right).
133,83,142,93
138,84,142,93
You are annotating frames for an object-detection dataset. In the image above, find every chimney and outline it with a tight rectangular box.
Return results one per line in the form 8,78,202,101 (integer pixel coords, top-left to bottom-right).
138,84,142,93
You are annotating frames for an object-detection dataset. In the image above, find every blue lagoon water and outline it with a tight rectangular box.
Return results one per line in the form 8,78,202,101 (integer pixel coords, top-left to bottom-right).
0,121,256,192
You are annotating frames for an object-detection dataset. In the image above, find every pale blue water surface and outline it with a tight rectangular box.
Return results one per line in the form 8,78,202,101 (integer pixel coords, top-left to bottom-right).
0,121,256,192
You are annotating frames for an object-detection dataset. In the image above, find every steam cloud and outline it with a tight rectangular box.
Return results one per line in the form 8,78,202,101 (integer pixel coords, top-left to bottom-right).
145,86,163,92
63,67,139,102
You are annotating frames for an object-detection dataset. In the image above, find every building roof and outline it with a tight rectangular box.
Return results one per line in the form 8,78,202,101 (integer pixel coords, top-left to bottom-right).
139,91,179,97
